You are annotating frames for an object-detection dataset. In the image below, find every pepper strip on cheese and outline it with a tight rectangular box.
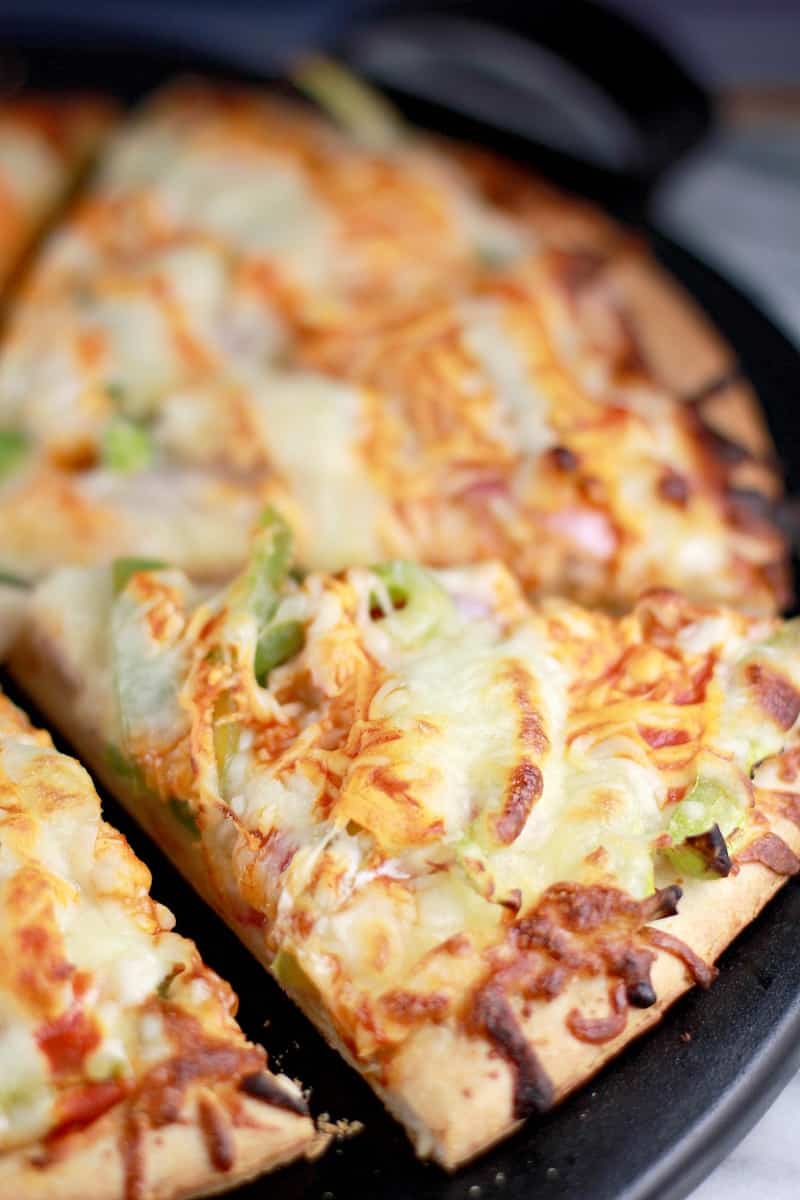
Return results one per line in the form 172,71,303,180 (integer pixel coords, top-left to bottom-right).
0,691,314,1200
8,514,800,1167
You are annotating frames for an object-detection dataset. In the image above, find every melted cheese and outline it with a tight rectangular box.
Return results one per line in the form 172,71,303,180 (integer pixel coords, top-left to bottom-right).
0,1025,51,1145
409,146,531,268
460,297,555,457
0,709,170,1147
27,566,115,735
250,371,385,567
111,570,193,751
161,155,335,290
338,620,560,853
27,548,800,1068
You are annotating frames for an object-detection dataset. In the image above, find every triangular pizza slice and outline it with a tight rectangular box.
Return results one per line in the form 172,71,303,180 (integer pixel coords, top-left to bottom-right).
7,513,800,1166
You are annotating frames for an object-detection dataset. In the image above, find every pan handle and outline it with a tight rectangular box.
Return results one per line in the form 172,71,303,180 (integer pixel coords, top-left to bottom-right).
339,0,712,191
0,0,711,203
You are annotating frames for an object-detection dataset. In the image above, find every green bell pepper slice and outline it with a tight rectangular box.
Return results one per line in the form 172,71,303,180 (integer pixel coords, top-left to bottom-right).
228,508,306,684
111,557,168,597
101,416,154,473
664,775,744,878
369,561,455,648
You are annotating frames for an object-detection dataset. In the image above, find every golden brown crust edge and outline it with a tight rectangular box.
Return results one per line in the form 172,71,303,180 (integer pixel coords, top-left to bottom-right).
10,632,800,1172
0,1091,314,1200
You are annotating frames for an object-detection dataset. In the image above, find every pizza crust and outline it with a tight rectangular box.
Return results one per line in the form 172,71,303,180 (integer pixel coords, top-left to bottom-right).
0,1087,314,1200
10,625,800,1170
383,824,800,1167
603,251,738,395
276,814,799,1169
568,245,786,567
696,376,774,462
6,624,272,956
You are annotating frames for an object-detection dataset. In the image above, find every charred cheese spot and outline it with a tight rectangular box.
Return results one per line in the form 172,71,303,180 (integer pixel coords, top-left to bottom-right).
567,981,628,1044
197,1092,236,1172
23,546,800,1088
745,663,800,731
469,983,554,1118
658,471,690,507
494,760,543,845
547,445,579,472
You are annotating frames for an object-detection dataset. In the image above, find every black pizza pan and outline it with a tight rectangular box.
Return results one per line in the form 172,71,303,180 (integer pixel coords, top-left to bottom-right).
1,6,799,1198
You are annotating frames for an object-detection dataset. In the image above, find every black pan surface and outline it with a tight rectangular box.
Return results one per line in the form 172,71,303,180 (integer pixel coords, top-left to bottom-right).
2,27,800,1200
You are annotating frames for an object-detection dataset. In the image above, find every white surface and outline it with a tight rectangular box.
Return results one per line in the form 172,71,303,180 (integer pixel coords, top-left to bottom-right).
690,1072,800,1199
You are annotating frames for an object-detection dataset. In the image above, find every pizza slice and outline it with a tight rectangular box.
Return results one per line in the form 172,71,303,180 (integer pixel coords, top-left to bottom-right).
292,58,764,407
0,95,116,291
0,79,786,609
7,511,800,1167
0,689,315,1198
0,285,782,605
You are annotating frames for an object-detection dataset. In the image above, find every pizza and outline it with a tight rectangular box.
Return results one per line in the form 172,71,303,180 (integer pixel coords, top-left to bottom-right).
8,510,800,1167
0,95,115,291
0,79,786,610
0,688,315,1198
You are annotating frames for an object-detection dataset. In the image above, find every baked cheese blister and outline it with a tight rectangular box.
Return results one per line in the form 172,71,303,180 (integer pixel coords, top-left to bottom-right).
9,511,800,1167
0,690,314,1200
